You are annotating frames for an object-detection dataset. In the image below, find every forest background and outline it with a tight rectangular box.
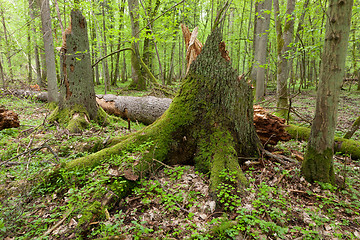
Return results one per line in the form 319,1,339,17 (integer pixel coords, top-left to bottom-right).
1,0,360,239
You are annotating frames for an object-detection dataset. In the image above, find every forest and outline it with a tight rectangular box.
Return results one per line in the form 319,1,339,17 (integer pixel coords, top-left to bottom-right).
0,0,360,239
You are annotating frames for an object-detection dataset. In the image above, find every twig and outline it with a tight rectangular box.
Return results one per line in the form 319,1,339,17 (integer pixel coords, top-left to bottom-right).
43,207,73,237
152,158,175,170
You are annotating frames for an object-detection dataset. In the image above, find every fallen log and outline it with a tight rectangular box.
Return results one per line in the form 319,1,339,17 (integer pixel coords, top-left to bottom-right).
96,94,172,125
0,106,20,130
286,125,360,160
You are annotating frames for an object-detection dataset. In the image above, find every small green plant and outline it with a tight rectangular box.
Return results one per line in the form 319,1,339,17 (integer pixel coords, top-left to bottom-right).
216,170,241,212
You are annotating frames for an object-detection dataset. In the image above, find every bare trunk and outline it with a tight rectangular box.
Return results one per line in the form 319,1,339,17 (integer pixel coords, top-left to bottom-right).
254,0,272,102
273,0,295,117
302,0,353,184
39,0,58,102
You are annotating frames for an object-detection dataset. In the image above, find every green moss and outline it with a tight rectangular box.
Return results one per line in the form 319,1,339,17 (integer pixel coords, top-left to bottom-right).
206,128,248,194
302,146,335,184
334,137,360,159
286,124,311,141
67,112,90,133
78,201,104,228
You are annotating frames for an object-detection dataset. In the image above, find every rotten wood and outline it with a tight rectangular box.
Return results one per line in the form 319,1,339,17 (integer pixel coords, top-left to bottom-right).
253,105,291,146
0,106,20,130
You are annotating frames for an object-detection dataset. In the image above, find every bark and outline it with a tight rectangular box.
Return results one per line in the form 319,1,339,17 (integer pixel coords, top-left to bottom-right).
273,0,295,117
28,0,43,87
0,7,13,80
101,1,110,92
50,10,99,132
343,115,360,139
302,0,354,184
128,0,146,90
96,94,171,125
62,26,260,201
38,0,58,102
112,0,126,86
253,0,272,102
0,58,5,89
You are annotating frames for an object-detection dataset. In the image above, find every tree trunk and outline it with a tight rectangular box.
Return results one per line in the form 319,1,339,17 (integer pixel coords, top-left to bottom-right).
0,7,13,80
128,0,146,90
0,58,5,89
302,0,353,184
254,0,272,102
273,0,295,117
51,10,98,133
64,26,259,200
38,0,58,102
112,0,126,86
343,115,360,139
101,1,110,92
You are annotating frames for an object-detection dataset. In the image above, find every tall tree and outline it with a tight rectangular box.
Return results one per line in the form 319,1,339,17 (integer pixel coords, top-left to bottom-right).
302,0,354,184
128,0,146,90
38,0,58,102
253,0,272,102
28,0,42,87
111,0,126,86
0,6,13,80
273,0,295,117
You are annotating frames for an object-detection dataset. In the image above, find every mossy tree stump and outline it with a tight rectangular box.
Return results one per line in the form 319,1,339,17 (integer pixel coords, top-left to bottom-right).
49,10,100,132
65,26,259,200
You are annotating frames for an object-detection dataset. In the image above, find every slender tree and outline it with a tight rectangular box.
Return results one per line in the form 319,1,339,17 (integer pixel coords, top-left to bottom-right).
38,0,58,102
29,0,42,87
128,0,146,90
253,0,272,102
302,0,354,184
273,0,295,117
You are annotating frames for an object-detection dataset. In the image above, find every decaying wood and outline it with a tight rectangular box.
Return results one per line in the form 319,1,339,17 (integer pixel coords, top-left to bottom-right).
96,94,172,125
253,105,291,145
181,24,203,75
0,106,20,130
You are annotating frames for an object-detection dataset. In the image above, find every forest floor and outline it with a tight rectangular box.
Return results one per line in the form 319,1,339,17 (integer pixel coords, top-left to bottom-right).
0,85,360,239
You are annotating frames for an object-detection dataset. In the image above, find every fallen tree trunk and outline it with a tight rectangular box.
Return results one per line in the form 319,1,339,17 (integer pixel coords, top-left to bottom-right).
96,94,171,125
286,125,360,160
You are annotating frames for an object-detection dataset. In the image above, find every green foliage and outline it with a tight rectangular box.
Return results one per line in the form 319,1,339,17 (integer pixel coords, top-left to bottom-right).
216,169,241,212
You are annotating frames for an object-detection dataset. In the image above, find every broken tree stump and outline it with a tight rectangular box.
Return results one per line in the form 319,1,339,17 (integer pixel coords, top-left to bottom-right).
0,106,20,130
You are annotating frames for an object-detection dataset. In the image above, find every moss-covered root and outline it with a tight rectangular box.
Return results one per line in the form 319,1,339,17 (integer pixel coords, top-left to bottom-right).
302,146,335,184
198,128,248,195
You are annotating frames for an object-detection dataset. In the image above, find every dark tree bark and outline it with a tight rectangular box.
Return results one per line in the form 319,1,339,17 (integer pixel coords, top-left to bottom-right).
50,10,99,133
64,26,259,199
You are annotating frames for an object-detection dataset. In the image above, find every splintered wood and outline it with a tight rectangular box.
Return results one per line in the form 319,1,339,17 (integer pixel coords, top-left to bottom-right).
181,24,203,75
0,106,20,130
253,105,291,146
